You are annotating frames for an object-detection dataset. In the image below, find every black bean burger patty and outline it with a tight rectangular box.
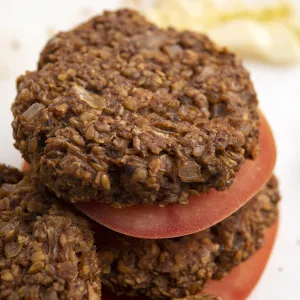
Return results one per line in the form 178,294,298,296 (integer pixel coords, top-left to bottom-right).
96,176,279,299
12,9,259,207
0,165,100,300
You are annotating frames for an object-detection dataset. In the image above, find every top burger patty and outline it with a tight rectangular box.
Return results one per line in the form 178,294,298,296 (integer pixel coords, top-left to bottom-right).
12,9,259,206
0,165,279,299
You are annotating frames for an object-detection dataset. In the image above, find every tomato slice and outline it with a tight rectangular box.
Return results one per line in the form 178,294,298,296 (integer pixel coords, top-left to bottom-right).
100,220,278,300
23,162,30,172
76,113,276,238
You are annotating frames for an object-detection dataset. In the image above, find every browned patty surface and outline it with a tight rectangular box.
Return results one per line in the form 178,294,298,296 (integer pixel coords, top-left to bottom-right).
12,9,259,206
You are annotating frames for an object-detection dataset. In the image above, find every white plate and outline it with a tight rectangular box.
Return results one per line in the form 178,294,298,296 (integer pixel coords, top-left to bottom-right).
0,1,300,299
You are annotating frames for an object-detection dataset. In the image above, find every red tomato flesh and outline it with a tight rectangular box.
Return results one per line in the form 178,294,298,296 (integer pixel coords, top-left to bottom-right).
23,162,29,172
76,113,276,238
100,220,278,300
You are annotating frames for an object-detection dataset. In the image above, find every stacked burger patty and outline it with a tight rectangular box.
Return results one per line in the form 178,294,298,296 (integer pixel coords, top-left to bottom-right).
1,9,279,300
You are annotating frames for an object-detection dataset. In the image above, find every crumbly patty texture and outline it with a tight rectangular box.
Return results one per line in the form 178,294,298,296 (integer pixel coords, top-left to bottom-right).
97,176,279,299
12,9,259,206
0,165,101,300
0,164,23,187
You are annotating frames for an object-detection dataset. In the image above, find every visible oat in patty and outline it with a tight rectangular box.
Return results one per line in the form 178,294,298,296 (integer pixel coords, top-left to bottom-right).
0,165,100,300
97,176,279,299
12,9,259,206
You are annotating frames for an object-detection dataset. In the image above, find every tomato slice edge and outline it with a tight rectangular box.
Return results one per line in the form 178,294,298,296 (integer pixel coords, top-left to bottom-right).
23,162,30,172
76,113,276,238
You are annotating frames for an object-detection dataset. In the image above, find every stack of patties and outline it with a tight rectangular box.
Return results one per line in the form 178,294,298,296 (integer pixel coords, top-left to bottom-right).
2,9,279,300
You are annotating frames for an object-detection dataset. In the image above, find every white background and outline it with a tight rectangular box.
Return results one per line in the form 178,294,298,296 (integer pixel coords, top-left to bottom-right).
0,1,300,299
